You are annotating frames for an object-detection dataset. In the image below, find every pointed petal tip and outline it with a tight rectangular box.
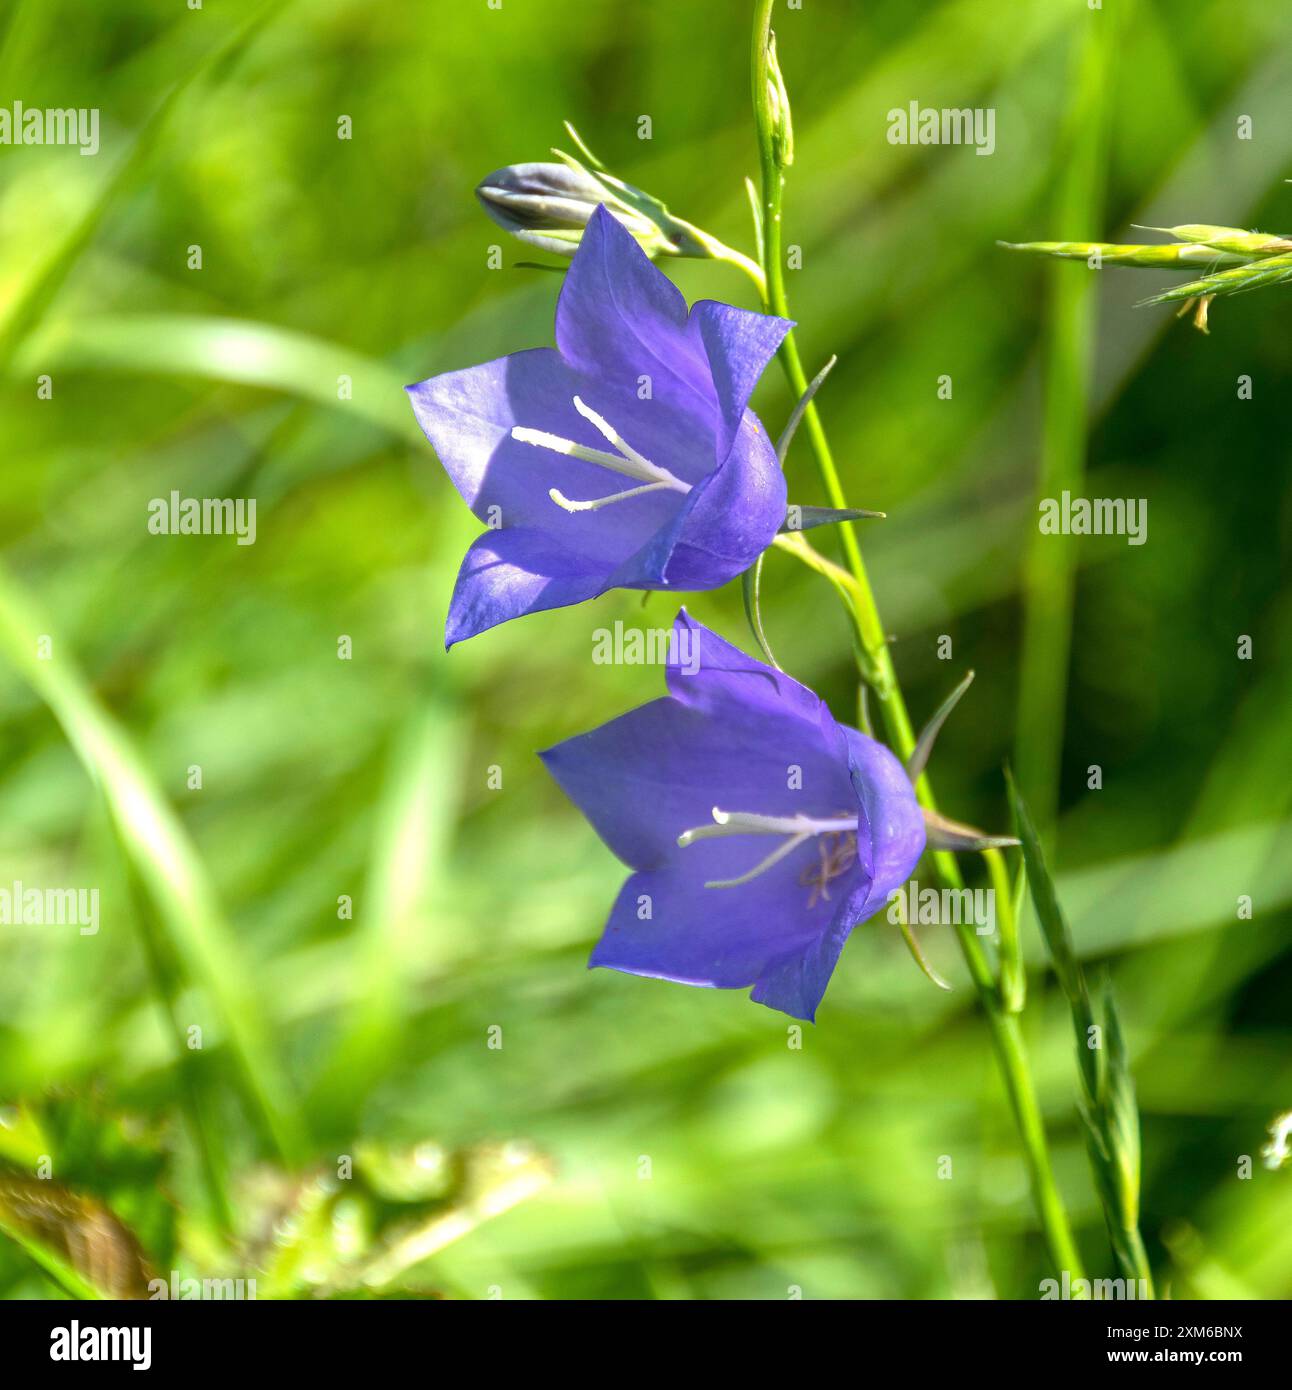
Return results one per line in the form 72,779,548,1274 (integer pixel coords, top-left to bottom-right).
444,611,480,650
535,741,568,773
586,201,618,234
750,988,817,1024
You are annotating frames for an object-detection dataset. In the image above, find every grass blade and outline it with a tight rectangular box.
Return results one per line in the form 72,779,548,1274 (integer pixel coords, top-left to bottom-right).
0,564,307,1165
1009,771,1153,1294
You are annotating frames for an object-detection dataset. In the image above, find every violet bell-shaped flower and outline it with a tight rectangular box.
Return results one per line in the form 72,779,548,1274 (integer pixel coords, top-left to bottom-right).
540,611,927,1021
406,205,792,646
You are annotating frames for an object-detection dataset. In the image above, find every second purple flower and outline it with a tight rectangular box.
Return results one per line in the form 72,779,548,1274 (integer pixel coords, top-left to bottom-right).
541,611,927,1021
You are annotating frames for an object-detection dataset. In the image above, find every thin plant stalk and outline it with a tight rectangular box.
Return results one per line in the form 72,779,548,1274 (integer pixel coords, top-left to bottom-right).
752,0,1083,1281
986,845,1026,1014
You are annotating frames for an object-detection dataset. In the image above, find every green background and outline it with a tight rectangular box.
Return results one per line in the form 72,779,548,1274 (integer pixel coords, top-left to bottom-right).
0,0,1289,1298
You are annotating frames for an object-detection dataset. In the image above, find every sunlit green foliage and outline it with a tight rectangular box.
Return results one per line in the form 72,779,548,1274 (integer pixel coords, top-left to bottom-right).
0,0,1289,1299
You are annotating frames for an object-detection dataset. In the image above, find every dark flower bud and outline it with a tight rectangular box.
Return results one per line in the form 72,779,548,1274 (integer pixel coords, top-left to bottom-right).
476,126,715,260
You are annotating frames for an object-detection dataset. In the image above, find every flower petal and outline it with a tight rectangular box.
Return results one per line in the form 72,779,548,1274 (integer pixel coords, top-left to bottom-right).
691,300,793,458
663,424,786,589
554,206,708,408
408,347,692,566
844,727,927,919
665,610,840,740
445,527,608,647
540,669,855,870
555,208,791,466
589,848,861,1021
748,895,861,1022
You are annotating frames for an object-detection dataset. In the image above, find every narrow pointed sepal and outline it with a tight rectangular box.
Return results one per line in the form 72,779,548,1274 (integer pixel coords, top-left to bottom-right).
922,807,1019,854
740,553,780,668
897,912,953,991
780,504,885,534
907,671,975,783
776,355,836,463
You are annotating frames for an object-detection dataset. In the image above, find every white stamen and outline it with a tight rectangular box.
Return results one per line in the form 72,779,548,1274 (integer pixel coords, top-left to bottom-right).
571,395,657,473
678,807,858,846
511,426,652,480
510,396,691,513
703,833,810,890
549,481,676,513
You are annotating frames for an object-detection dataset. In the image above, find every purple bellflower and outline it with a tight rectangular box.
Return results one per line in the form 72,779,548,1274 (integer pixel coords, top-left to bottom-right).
540,611,927,1021
407,205,792,647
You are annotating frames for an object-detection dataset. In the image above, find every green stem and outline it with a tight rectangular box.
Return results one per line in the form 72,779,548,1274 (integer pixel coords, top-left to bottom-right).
751,0,1083,1282
986,846,1026,1014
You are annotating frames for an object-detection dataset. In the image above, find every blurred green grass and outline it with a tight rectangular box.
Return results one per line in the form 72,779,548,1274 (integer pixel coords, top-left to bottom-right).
0,0,1289,1298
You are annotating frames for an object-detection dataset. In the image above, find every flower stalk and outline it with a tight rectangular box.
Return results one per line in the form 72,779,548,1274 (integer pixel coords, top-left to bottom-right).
752,0,1084,1283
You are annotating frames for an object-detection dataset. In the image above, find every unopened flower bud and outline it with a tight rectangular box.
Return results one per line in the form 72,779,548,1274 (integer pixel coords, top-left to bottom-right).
476,153,710,260
764,31,794,168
